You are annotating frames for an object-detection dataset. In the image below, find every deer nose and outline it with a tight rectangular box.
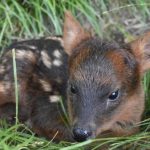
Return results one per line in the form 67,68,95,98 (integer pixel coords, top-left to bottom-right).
72,128,92,142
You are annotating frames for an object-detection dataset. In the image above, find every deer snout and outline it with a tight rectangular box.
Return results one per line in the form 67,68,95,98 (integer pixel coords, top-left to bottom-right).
72,127,92,142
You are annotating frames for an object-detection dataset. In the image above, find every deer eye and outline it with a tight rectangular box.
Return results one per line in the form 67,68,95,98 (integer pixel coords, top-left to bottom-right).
70,84,78,94
108,90,119,101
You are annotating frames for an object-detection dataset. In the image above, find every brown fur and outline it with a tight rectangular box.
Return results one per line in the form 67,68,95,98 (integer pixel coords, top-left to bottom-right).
130,31,150,73
106,51,126,78
63,11,150,141
96,88,144,137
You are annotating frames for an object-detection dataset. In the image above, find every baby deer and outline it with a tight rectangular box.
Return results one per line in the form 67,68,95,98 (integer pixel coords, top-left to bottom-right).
0,11,150,142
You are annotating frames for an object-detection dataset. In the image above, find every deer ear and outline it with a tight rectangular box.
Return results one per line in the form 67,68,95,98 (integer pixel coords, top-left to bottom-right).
130,32,150,73
63,11,91,55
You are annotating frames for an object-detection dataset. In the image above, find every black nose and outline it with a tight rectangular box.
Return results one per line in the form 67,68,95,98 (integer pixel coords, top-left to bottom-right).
72,128,92,142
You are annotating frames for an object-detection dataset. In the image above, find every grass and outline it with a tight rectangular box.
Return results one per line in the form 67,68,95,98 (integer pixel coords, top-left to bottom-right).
0,0,150,149
12,49,19,125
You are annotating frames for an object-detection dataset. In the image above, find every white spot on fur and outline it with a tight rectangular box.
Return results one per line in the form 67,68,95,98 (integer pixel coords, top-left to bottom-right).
45,36,60,40
0,66,5,74
15,50,36,61
0,83,5,92
0,81,11,92
53,59,62,66
41,50,52,68
45,36,64,47
49,95,61,103
27,45,37,50
53,49,61,58
4,82,11,90
39,79,52,92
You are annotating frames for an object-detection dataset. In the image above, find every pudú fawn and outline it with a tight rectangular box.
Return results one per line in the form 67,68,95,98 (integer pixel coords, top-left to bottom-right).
0,11,150,142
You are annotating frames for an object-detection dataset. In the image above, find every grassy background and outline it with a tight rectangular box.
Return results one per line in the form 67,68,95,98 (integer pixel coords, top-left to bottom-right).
0,0,150,149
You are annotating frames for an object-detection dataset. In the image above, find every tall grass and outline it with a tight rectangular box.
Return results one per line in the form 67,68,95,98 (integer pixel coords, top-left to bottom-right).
0,0,150,149
12,49,19,125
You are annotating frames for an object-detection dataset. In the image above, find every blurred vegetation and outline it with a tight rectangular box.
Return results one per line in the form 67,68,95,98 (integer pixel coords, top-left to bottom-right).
0,0,150,149
1,0,150,46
